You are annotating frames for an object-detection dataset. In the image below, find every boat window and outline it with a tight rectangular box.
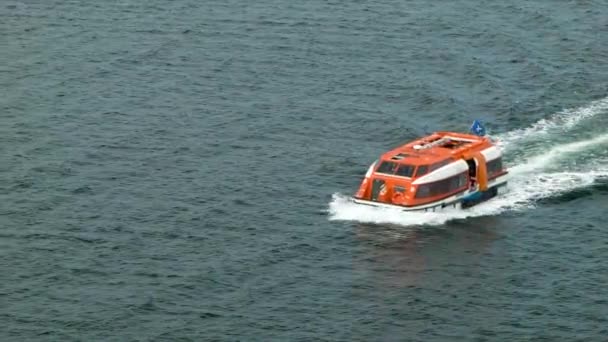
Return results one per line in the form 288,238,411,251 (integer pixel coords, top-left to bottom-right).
415,173,467,198
416,185,430,198
395,164,415,177
376,161,398,174
415,165,429,177
486,158,503,177
430,159,451,171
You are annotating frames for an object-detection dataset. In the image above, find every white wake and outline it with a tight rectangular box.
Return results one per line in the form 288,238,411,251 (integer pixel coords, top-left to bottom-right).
494,96,608,150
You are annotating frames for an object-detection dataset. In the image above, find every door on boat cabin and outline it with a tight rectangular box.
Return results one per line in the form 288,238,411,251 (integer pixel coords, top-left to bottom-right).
466,159,476,189
371,179,386,201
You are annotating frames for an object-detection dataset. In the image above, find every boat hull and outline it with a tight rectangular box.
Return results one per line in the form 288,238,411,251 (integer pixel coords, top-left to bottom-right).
352,175,508,212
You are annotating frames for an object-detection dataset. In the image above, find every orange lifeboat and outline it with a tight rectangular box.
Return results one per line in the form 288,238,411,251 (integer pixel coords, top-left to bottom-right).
352,122,508,211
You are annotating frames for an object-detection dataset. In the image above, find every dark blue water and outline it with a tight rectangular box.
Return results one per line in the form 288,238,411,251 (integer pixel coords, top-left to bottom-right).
2,1,608,340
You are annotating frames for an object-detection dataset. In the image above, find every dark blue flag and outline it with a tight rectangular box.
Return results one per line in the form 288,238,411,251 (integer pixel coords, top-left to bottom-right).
470,120,486,136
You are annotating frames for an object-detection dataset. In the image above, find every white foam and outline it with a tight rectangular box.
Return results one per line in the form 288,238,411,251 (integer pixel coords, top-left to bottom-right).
509,133,608,175
327,193,472,226
327,169,606,226
493,96,608,150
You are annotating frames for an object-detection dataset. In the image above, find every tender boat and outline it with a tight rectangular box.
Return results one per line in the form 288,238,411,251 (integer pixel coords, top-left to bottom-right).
352,121,508,211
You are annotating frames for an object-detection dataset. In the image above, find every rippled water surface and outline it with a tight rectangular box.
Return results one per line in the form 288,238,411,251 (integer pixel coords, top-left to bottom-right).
2,0,608,340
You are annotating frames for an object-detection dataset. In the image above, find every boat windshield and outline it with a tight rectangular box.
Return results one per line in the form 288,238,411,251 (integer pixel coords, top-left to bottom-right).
415,165,429,177
376,161,398,174
376,161,415,177
395,164,415,177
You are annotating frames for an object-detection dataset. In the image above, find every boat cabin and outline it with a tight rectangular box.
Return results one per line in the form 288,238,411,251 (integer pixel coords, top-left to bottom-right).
354,132,507,207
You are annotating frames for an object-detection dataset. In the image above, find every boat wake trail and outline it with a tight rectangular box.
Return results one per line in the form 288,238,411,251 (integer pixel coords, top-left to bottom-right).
494,96,608,151
328,97,608,226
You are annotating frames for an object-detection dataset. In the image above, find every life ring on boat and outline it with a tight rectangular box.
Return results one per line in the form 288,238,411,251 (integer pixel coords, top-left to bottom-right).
392,192,405,205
